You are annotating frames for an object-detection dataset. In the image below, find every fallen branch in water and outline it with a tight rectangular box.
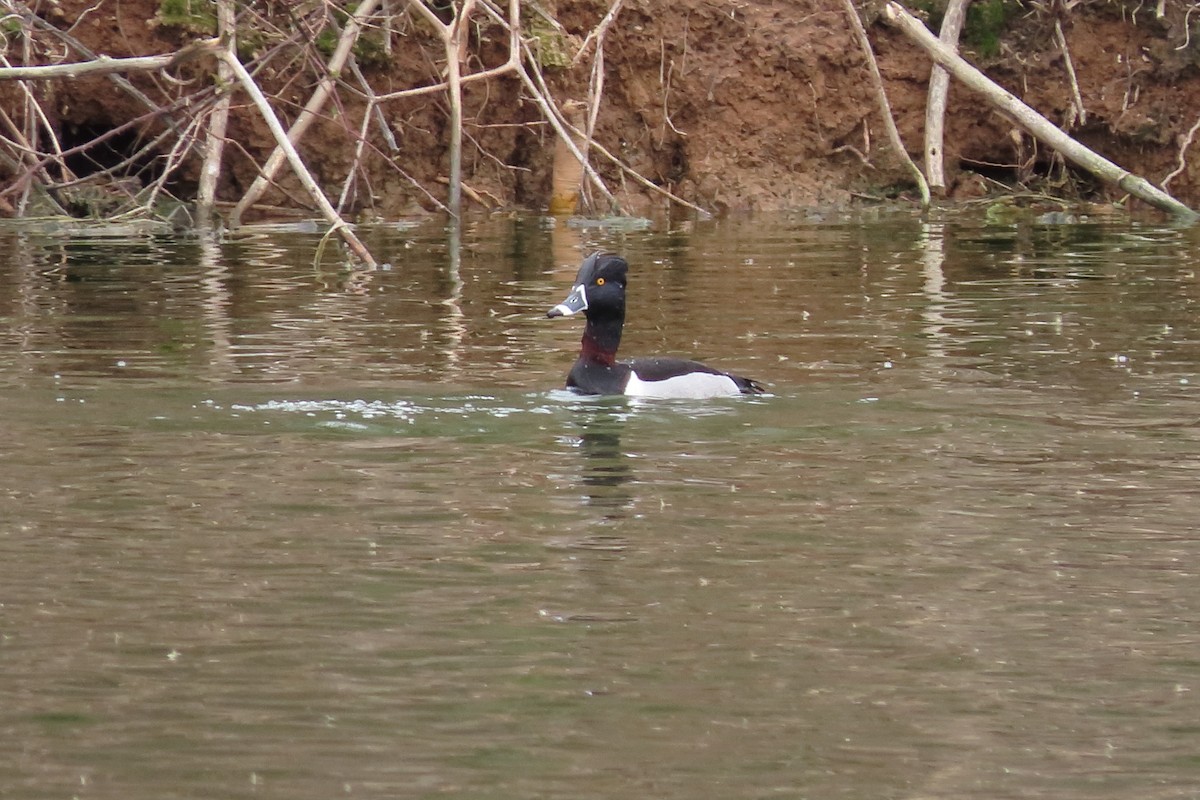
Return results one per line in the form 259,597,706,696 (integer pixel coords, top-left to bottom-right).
883,1,1198,220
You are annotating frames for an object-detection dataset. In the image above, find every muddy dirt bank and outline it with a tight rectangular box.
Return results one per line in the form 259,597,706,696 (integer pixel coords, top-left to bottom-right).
6,0,1200,219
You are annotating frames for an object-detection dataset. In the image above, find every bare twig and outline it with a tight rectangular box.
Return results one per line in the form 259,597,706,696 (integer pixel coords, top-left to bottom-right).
659,39,686,141
8,23,68,213
0,38,221,80
573,0,624,66
571,120,711,216
1176,3,1199,48
44,119,180,191
0,56,70,211
16,5,191,136
408,0,476,217
337,91,377,214
581,0,623,209
483,0,706,215
0,109,69,215
1054,18,1086,127
435,175,503,207
517,61,621,212
1162,113,1200,189
341,55,453,214
842,0,930,205
230,0,381,226
831,143,873,166
404,0,521,217
498,10,621,212
123,112,205,220
216,49,379,267
370,60,517,102
1,93,207,203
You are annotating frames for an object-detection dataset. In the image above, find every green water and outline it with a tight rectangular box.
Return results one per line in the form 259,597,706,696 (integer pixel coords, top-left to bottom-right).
2,210,1199,799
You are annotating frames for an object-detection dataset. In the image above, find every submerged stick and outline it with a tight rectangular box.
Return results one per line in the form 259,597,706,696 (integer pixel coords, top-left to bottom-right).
883,1,1199,220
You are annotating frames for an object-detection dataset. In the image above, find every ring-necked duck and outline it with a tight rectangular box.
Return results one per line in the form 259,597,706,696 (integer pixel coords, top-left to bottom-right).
547,252,765,398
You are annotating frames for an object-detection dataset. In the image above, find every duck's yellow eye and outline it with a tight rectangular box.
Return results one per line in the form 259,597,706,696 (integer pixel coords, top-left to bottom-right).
595,277,605,286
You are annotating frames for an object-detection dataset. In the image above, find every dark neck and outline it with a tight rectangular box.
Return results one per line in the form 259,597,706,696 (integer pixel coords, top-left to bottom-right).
580,312,623,365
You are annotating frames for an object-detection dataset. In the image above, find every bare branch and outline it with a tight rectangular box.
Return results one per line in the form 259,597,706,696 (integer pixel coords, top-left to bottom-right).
925,0,968,194
0,38,221,81
573,0,624,67
1054,18,1086,127
841,0,931,205
230,0,381,226
216,49,379,267
197,0,237,221
884,1,1198,219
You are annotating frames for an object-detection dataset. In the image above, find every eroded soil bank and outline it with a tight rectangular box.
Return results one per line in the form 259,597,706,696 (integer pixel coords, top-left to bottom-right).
5,0,1200,218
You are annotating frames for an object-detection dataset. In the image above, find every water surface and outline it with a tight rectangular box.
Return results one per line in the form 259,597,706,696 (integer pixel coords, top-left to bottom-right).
2,211,1199,799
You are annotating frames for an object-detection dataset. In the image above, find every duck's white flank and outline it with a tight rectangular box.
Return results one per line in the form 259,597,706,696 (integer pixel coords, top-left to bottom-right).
624,371,741,399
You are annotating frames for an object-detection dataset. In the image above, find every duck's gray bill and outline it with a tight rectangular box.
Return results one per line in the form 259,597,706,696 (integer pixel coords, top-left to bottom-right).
547,284,588,318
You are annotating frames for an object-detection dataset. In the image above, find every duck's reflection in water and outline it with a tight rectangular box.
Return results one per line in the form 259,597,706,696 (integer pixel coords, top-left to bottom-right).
580,424,631,500
566,410,635,550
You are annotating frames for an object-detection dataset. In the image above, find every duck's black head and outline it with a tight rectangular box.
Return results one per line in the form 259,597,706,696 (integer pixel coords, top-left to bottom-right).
546,252,628,320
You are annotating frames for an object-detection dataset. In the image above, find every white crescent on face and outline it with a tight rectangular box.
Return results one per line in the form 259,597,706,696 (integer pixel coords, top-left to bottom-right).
549,284,588,317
